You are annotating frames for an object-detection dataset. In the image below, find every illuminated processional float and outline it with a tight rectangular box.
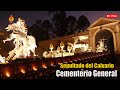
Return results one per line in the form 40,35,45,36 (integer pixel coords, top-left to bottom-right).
0,15,37,63
0,15,108,63
43,36,92,58
43,35,108,58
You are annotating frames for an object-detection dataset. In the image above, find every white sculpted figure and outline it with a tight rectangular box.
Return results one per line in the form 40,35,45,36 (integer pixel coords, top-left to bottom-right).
3,17,37,60
0,48,7,64
67,37,89,53
0,55,6,63
96,39,107,52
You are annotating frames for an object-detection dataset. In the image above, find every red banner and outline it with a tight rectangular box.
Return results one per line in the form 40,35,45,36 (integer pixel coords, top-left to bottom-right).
106,14,118,18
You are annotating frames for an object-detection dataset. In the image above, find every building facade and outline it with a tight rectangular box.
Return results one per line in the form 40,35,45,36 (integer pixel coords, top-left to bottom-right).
88,18,120,54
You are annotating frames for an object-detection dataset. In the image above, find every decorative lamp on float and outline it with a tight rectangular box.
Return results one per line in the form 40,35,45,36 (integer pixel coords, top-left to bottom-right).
67,44,72,53
9,15,14,24
60,41,65,51
57,46,61,53
49,43,54,52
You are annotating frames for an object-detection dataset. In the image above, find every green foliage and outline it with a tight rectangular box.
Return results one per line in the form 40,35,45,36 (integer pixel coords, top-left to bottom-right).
28,11,90,42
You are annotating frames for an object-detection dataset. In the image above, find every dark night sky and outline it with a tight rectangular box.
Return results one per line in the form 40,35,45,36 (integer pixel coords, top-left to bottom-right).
0,11,120,31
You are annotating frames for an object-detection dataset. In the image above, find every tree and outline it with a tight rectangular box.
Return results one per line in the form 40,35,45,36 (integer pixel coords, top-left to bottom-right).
65,16,77,35
49,11,67,37
77,15,90,32
36,19,42,27
28,19,46,44
42,20,56,39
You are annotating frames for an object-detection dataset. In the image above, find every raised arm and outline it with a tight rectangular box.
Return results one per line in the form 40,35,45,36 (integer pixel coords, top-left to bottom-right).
3,37,13,43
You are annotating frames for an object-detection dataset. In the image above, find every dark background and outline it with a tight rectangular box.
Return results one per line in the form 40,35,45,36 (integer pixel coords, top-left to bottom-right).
0,0,119,86
0,11,120,31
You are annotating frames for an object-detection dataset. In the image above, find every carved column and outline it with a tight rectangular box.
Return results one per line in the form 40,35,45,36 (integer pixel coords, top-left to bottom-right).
89,29,95,51
115,24,120,54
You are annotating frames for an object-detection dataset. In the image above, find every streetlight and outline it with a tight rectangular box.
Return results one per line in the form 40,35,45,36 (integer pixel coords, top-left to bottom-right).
60,41,64,51
57,46,61,53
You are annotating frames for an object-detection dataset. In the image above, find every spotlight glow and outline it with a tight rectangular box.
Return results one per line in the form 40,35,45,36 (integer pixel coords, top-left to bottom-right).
20,68,25,74
32,66,37,71
42,64,47,68
5,71,10,77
